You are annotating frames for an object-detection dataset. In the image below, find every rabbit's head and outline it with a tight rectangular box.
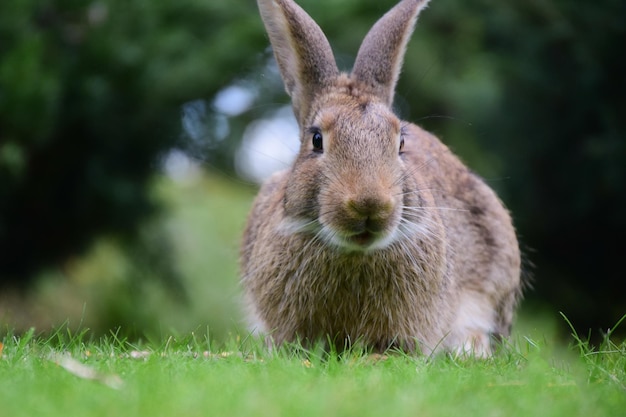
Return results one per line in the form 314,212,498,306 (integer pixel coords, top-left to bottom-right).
259,0,432,252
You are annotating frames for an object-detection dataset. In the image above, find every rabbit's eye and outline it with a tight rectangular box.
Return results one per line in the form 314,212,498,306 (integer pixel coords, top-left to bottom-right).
312,131,323,152
399,137,405,153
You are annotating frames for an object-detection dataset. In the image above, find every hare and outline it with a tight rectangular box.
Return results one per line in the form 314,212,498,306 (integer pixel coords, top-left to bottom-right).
240,0,522,356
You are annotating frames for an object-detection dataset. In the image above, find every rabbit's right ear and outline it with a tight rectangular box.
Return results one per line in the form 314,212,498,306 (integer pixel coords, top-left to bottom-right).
257,0,339,124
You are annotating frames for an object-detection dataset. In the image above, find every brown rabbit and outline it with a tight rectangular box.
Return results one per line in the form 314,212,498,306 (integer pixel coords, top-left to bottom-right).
240,0,522,356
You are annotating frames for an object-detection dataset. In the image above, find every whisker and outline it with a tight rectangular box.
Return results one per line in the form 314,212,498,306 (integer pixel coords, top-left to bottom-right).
395,188,446,197
392,156,439,187
402,206,469,213
397,215,446,246
245,147,295,169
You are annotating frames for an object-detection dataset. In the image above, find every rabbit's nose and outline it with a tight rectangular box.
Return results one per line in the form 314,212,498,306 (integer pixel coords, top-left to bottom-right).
347,196,393,217
346,196,393,232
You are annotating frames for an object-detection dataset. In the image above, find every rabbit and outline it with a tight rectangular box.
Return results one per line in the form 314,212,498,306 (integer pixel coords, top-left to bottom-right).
240,0,522,356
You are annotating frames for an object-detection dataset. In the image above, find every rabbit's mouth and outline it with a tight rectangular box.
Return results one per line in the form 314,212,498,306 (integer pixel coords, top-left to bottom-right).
349,231,376,247
317,194,402,251
330,226,399,252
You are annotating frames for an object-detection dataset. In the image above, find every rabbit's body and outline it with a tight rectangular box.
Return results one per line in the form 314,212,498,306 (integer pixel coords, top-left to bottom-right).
241,0,521,355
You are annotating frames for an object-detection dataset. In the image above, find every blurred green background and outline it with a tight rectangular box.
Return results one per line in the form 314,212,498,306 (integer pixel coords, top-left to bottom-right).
0,0,624,342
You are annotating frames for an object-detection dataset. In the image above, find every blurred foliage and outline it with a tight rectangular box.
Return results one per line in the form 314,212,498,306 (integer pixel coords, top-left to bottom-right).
0,0,262,287
473,0,626,335
0,175,253,340
0,0,624,337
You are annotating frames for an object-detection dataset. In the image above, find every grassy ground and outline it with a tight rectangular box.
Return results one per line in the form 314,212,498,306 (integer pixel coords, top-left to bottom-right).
1,324,625,417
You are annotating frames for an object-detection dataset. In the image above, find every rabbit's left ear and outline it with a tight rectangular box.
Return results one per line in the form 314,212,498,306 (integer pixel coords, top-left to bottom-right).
257,0,339,124
352,0,431,106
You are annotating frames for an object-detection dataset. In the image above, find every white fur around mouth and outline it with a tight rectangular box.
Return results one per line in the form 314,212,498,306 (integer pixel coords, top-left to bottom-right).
278,216,399,252
323,226,399,252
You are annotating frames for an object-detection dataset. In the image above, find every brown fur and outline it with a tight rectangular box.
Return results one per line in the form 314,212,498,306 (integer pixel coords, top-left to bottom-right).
241,0,522,355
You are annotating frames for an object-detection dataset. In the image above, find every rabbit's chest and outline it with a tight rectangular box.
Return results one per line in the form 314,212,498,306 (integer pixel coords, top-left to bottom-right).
282,252,447,338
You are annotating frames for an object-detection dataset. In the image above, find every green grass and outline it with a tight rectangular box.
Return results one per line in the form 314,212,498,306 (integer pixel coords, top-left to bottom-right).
1,324,625,417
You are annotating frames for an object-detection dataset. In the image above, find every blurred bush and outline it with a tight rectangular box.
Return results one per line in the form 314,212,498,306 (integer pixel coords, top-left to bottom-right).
0,0,262,287
473,0,626,335
0,175,253,341
0,0,624,337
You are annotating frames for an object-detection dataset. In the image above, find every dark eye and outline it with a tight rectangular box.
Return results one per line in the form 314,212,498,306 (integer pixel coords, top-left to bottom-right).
399,137,405,153
312,131,323,152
